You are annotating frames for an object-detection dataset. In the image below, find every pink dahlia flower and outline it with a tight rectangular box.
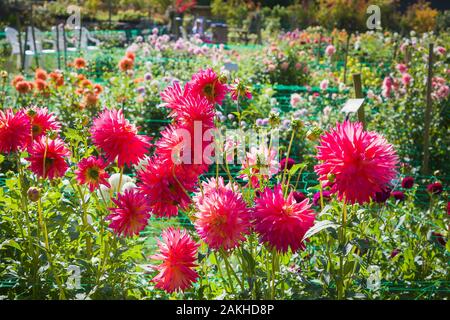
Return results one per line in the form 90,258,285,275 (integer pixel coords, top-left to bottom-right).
396,63,408,74
90,109,152,167
253,185,315,253
27,136,70,179
138,157,197,217
106,189,150,237
26,106,61,140
156,125,209,176
75,156,110,192
173,94,215,130
189,68,228,105
314,121,398,204
0,108,31,154
325,45,336,56
152,228,199,293
194,178,251,250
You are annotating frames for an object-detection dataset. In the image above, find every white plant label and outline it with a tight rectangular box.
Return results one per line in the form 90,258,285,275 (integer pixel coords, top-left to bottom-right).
67,265,81,290
341,99,365,114
367,265,381,291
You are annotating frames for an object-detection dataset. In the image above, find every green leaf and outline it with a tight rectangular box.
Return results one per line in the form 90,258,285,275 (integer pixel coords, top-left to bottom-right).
289,163,306,176
302,220,339,241
1,239,22,251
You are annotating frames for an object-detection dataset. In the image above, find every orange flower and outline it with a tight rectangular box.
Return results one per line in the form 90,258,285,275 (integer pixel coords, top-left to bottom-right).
35,79,48,91
133,77,144,84
93,84,103,94
35,68,48,81
118,57,133,72
12,75,25,87
77,74,86,82
79,79,93,89
49,72,64,87
125,51,135,61
73,57,87,69
15,81,32,94
83,92,99,107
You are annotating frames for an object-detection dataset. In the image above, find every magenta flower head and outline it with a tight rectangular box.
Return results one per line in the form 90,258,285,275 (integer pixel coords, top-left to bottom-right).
313,190,331,206
253,185,315,253
293,191,307,203
280,157,296,170
391,190,405,202
401,176,414,189
427,182,443,195
374,187,391,203
314,121,398,205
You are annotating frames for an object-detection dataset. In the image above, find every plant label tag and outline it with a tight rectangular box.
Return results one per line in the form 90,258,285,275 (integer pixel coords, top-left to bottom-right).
224,62,238,72
341,98,365,114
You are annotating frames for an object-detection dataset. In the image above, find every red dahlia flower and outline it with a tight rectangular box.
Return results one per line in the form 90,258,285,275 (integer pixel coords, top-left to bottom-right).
90,108,151,167
75,156,110,192
314,121,398,204
152,228,199,293
138,158,197,217
27,136,70,179
0,109,31,154
26,106,61,140
253,185,315,253
106,189,150,237
189,68,228,105
194,178,251,250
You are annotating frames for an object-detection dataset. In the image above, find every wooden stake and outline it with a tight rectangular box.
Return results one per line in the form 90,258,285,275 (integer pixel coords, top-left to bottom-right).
422,43,434,175
56,24,61,70
352,73,365,128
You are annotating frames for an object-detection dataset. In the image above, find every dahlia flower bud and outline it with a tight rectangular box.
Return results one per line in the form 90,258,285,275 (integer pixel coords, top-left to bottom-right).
306,127,322,141
27,187,41,202
268,112,281,128
327,173,335,183
291,119,303,130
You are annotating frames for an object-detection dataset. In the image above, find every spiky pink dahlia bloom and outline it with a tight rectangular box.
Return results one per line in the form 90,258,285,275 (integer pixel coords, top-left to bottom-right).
26,107,61,140
152,228,199,293
174,94,215,130
253,185,315,253
314,121,398,204
75,156,110,192
138,158,197,217
155,125,209,174
0,109,31,154
90,109,151,167
27,136,70,179
189,68,228,105
194,178,251,250
106,189,150,237
160,81,192,114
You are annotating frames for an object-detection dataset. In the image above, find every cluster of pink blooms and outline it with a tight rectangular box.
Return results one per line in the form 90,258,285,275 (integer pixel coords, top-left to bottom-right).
138,68,227,220
0,107,69,180
431,77,449,101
